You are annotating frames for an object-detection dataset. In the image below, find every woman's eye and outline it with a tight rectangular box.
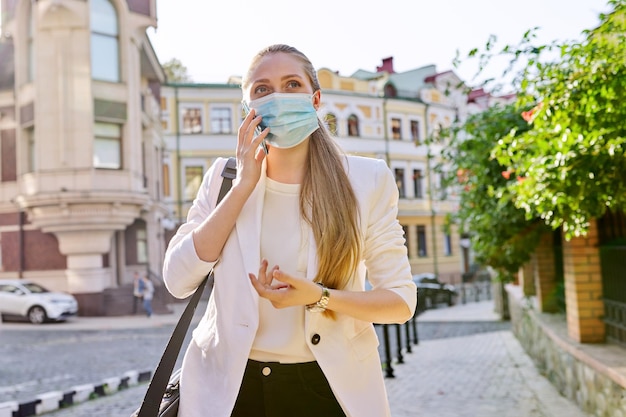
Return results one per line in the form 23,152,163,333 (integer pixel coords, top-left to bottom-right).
286,80,301,89
254,85,269,95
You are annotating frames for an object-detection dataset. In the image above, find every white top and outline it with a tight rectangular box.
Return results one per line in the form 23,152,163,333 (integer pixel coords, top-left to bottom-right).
249,177,315,363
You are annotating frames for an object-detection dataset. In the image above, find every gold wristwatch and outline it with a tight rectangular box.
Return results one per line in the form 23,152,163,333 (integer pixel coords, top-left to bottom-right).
306,284,330,313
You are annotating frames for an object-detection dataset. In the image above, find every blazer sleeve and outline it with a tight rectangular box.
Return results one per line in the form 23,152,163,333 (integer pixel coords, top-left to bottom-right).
162,158,227,299
361,159,417,318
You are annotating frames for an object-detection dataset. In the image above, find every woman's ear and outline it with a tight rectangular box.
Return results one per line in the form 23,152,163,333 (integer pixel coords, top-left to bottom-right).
312,90,322,110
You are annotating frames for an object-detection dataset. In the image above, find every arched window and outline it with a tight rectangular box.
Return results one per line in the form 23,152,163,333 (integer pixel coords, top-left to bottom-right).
384,83,397,98
347,114,359,137
324,113,337,136
90,0,119,82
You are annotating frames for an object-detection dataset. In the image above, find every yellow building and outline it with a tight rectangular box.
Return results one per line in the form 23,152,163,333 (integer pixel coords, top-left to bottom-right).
160,57,473,284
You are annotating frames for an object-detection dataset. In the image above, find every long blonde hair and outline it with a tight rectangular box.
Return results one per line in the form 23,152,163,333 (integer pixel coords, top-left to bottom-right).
242,44,362,293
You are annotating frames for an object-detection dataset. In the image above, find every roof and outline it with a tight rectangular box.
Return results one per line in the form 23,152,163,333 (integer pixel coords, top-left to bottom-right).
387,65,438,97
467,88,490,103
350,69,385,81
424,70,454,83
163,82,241,89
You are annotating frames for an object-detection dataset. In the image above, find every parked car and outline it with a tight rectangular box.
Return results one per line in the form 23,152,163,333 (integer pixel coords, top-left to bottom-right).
0,279,78,324
413,273,457,311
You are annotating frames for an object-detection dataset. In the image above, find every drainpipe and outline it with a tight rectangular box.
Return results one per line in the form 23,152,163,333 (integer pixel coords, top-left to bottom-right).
382,98,390,165
10,199,24,278
424,104,439,278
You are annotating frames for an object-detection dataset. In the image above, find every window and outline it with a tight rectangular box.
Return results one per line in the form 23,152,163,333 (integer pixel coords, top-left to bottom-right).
384,83,397,98
90,0,120,82
413,169,423,199
0,284,20,294
411,120,420,145
444,233,452,256
94,122,121,169
391,118,401,140
136,229,148,263
324,113,338,135
210,107,231,134
23,127,35,173
417,225,427,257
347,114,359,137
162,164,170,197
402,225,410,254
394,168,405,198
184,165,203,202
182,107,202,134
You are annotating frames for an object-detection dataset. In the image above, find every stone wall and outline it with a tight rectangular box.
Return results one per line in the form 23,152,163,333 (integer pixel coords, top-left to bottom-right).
507,284,626,417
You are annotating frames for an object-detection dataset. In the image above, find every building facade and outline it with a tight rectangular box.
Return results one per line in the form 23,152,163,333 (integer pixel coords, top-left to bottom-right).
160,57,473,283
0,0,166,315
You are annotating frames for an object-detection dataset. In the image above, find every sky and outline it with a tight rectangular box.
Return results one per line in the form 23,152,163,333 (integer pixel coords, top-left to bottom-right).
147,0,609,89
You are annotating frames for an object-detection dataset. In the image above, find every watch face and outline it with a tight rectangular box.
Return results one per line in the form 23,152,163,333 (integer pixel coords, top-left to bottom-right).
306,285,330,312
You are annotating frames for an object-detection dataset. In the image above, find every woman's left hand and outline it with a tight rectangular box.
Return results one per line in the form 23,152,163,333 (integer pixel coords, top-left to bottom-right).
249,259,323,309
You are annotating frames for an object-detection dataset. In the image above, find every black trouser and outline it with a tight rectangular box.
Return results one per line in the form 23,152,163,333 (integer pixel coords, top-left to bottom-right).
231,359,346,417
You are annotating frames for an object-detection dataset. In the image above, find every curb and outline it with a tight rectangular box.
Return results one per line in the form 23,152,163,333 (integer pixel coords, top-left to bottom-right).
0,370,152,417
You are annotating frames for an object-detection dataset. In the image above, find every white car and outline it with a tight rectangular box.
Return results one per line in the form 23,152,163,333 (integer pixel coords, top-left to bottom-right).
0,279,78,324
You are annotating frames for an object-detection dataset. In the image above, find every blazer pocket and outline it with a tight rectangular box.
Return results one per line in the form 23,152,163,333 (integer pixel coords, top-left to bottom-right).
349,325,380,360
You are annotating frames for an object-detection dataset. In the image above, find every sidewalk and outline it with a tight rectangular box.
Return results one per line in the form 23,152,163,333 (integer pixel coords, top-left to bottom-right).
0,301,194,332
417,299,503,322
385,300,590,417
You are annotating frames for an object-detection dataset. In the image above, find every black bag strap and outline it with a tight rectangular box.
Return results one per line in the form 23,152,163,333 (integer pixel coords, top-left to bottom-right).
137,157,236,417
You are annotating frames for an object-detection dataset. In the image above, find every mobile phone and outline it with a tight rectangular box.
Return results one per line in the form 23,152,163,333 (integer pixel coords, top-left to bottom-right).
242,101,268,155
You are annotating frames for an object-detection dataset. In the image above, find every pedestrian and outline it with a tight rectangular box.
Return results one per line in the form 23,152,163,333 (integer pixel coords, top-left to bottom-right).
132,271,144,314
141,274,154,318
162,44,416,417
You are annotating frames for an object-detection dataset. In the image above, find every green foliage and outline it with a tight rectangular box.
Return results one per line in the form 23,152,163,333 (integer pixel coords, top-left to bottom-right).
440,104,550,274
162,58,192,83
453,0,626,244
482,0,626,239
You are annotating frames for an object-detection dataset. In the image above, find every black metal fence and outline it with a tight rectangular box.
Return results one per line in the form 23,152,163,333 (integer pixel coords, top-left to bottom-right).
377,279,492,377
600,245,626,347
457,280,492,304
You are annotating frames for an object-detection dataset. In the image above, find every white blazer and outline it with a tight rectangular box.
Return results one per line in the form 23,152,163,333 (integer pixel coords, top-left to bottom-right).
163,155,417,417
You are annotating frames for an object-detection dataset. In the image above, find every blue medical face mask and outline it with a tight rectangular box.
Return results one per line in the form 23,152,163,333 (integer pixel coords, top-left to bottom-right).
248,93,320,149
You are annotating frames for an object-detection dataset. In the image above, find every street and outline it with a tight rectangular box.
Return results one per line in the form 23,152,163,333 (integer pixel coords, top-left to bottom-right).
0,301,590,417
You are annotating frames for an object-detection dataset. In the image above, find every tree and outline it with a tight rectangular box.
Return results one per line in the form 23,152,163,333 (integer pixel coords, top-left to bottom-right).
162,58,192,83
448,0,626,247
441,0,625,276
484,0,626,239
440,104,549,276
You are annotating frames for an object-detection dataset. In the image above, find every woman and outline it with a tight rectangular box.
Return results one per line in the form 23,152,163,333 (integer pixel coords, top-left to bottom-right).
163,44,416,417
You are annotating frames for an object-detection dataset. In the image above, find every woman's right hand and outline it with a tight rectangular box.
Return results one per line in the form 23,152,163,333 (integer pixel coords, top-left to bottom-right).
236,108,269,193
